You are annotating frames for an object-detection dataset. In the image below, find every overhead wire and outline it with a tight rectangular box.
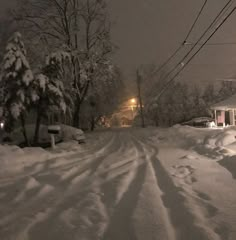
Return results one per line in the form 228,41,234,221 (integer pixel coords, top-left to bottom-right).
150,44,183,77
184,42,236,46
156,6,236,100
155,0,233,88
150,0,208,77
183,0,209,42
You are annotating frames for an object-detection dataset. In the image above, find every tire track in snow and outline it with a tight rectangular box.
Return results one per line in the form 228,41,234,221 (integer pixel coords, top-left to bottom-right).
143,139,218,240
25,132,126,240
0,131,114,186
155,139,234,240
100,133,140,208
0,132,120,239
102,163,146,240
90,132,141,240
131,137,175,240
27,132,127,239
33,133,117,179
0,128,223,240
102,133,173,240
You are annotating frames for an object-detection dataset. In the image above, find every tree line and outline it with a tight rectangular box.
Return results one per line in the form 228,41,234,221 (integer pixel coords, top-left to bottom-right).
136,65,236,127
0,0,124,145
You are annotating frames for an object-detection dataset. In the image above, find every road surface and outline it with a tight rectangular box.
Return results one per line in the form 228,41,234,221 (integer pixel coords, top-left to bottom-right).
0,128,235,240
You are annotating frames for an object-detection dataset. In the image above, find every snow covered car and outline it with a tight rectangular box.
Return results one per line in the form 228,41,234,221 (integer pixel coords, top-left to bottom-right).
60,125,85,143
181,117,215,127
73,130,86,143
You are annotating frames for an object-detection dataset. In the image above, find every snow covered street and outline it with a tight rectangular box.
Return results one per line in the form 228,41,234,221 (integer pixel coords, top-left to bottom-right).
1,126,236,240
2,0,236,239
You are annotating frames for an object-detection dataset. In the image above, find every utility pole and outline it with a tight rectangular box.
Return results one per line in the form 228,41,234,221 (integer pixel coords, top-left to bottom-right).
136,69,145,128
73,0,79,49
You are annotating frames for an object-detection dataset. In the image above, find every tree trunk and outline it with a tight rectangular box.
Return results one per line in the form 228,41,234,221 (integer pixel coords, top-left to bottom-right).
73,100,81,128
20,113,30,146
155,119,158,127
34,107,42,145
90,116,95,131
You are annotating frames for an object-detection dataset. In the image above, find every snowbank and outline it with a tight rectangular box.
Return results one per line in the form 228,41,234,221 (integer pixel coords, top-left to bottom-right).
4,124,61,144
0,141,85,178
170,125,217,146
170,125,236,149
0,125,85,177
1,124,85,144
204,127,236,147
0,145,52,177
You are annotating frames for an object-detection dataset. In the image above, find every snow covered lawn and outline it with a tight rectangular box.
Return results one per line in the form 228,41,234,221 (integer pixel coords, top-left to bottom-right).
1,126,236,239
1,124,85,145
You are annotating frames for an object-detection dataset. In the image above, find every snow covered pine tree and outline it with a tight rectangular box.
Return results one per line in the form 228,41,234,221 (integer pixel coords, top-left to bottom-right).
31,51,67,144
1,32,33,145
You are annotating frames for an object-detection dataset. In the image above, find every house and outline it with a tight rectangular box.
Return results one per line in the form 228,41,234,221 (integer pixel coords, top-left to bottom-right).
211,94,236,126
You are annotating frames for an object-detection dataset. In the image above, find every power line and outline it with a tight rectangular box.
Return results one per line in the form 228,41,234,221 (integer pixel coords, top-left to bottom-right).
184,0,208,42
157,0,233,86
151,44,183,76
217,78,236,81
156,6,236,101
185,42,236,46
150,0,208,77
147,0,233,103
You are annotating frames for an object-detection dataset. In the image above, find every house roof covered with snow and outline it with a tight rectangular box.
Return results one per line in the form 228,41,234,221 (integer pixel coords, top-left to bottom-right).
211,94,236,110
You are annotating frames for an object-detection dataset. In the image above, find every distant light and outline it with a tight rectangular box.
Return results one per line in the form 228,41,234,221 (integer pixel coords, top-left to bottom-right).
0,122,4,129
130,98,136,104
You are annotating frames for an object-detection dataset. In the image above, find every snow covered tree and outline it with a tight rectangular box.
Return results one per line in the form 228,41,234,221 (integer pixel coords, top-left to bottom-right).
202,83,216,105
145,81,194,126
31,52,69,144
0,19,16,63
202,83,217,115
81,64,124,130
189,86,206,118
217,81,236,101
13,0,114,128
1,32,33,145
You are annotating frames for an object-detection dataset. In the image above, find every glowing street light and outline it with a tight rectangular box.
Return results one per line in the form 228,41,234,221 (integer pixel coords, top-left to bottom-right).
0,122,4,129
130,98,136,120
130,98,136,104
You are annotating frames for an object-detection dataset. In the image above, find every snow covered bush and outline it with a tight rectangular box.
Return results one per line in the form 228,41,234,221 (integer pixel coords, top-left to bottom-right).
1,32,33,145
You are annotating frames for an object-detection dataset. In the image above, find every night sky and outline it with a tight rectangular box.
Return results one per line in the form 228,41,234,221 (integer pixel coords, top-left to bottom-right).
1,0,236,90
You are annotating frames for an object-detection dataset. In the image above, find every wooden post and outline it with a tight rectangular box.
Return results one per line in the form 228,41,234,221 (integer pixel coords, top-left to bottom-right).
48,125,61,149
223,111,225,128
214,110,217,126
136,70,145,128
234,110,236,126
50,134,56,149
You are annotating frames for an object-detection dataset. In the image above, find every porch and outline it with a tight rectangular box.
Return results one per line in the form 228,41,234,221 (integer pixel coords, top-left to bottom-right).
211,94,236,127
213,109,236,127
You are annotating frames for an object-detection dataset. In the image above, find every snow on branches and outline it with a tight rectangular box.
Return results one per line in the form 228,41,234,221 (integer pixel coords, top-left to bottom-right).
32,52,68,115
1,32,33,120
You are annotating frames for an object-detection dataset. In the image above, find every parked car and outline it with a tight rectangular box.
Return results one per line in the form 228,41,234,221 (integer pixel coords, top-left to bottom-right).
181,117,215,127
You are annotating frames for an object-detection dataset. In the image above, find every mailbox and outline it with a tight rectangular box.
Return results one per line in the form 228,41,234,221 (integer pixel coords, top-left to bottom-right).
48,125,61,149
48,125,61,134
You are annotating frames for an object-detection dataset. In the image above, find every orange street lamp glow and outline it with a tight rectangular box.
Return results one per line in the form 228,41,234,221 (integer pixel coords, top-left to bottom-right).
130,98,136,104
